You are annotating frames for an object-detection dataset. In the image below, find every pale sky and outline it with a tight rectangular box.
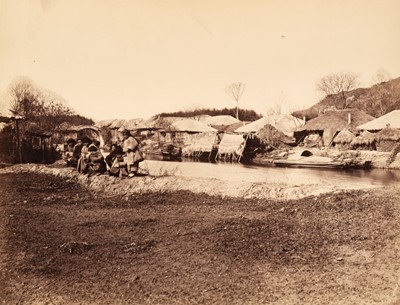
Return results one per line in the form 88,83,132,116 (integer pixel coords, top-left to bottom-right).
1,0,399,121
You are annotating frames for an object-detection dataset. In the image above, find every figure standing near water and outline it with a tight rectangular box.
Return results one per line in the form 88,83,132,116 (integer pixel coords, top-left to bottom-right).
121,129,138,177
120,129,143,177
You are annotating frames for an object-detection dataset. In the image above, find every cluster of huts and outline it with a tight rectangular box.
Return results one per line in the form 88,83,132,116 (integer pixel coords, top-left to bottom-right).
1,108,399,164
0,117,105,164
95,109,400,162
295,109,400,152
94,113,305,161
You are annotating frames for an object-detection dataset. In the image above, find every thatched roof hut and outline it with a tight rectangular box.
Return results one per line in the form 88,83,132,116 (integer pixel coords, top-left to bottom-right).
296,109,374,133
374,127,400,152
375,127,400,142
235,114,304,136
216,133,247,161
350,130,376,150
199,115,240,126
170,119,217,133
294,109,374,146
256,124,294,148
357,110,400,131
332,128,356,150
122,118,147,130
351,130,376,146
144,117,186,130
211,121,247,133
182,133,218,157
332,128,355,144
95,119,115,128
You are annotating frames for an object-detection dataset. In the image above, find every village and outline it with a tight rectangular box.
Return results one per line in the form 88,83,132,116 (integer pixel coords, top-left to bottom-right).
1,77,400,305
1,100,400,173
1,71,400,174
1,0,400,303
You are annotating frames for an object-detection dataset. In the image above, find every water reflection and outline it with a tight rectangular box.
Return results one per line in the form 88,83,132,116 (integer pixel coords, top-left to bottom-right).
144,157,399,187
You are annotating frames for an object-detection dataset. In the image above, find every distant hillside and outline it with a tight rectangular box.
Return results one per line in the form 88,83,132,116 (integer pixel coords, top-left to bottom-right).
157,107,262,122
292,77,400,120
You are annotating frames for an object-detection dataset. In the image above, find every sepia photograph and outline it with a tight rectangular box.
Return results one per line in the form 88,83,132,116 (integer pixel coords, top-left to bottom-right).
1,0,400,304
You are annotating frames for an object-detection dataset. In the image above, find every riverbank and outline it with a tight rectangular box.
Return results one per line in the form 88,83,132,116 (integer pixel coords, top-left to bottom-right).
1,171,400,305
253,148,400,169
0,160,392,201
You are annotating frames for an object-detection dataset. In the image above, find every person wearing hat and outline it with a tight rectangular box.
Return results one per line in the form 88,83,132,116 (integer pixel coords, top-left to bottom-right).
85,145,106,176
87,139,100,154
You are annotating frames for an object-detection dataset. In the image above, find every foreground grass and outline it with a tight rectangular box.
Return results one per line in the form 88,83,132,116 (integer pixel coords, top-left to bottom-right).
0,172,399,305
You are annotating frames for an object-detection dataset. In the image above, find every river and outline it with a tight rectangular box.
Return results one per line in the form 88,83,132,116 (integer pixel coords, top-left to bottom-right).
142,159,400,189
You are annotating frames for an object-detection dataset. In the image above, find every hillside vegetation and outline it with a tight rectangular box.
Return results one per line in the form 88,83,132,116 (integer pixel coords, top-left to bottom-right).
158,107,262,122
293,77,400,120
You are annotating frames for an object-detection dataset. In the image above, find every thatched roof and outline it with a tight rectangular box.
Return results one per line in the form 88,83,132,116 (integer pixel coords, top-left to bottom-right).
375,127,400,142
357,110,400,130
182,133,217,154
211,121,247,133
170,119,217,132
350,130,376,146
256,124,294,145
120,118,147,130
296,109,375,133
25,122,52,137
143,117,186,129
217,134,246,155
333,128,356,144
95,119,115,128
199,115,240,126
193,114,211,121
109,119,127,129
235,114,304,136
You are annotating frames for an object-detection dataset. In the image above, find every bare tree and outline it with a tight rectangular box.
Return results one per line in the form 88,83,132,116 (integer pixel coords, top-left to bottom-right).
266,91,285,116
266,101,282,116
9,77,44,119
225,82,245,120
316,72,360,109
372,68,391,85
8,76,75,131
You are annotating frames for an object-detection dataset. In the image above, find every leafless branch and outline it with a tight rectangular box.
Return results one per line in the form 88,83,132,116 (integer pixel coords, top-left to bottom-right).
225,82,246,120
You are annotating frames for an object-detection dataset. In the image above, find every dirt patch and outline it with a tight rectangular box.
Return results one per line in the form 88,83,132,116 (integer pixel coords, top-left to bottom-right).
1,172,400,304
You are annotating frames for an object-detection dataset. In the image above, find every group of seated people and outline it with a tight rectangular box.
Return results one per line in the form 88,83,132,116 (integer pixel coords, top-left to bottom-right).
63,129,144,178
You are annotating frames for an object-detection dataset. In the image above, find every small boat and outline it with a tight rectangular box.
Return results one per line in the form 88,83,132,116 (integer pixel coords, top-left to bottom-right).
273,150,344,168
